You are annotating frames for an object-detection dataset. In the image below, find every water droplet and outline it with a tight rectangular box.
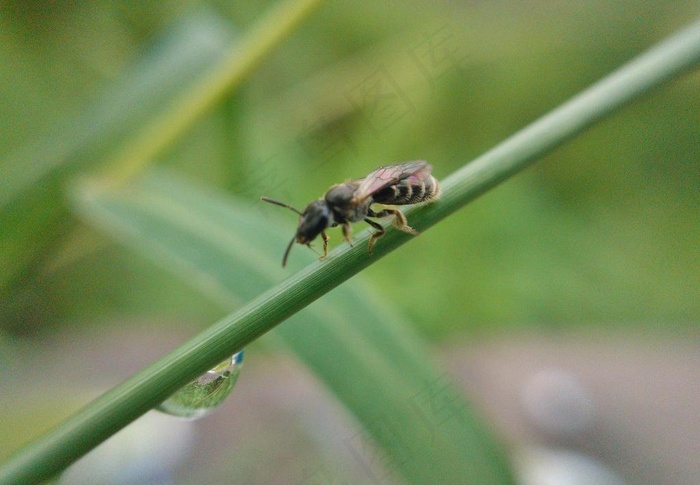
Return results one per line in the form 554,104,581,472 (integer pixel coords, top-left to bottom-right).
157,351,244,419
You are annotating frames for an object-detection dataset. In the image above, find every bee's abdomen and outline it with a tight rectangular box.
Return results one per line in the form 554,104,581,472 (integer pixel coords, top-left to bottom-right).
372,176,440,206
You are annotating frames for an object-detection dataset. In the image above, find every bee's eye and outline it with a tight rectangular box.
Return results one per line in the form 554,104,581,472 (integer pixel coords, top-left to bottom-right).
312,215,328,232
298,202,332,241
306,212,330,235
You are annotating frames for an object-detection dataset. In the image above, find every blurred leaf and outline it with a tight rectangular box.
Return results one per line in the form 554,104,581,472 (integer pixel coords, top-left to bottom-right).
0,10,238,313
0,11,237,207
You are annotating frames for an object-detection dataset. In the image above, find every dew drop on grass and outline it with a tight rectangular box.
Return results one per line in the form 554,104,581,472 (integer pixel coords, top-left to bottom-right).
156,351,244,419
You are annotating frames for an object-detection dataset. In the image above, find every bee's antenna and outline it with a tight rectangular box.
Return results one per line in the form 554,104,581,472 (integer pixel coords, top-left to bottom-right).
282,236,296,267
262,197,302,267
261,196,303,216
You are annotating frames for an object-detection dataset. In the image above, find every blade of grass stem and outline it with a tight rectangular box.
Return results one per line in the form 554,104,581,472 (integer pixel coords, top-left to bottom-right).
72,169,514,483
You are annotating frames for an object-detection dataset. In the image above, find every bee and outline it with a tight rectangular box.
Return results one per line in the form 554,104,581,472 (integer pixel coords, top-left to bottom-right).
261,160,440,267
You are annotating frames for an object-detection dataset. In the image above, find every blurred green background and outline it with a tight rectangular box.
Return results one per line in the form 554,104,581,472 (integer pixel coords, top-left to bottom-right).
1,1,698,483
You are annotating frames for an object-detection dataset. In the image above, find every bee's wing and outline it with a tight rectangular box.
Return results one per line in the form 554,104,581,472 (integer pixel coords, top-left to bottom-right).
352,161,432,203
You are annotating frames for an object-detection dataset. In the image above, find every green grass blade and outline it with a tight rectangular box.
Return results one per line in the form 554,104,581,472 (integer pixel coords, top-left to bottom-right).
1,18,699,485
71,170,514,483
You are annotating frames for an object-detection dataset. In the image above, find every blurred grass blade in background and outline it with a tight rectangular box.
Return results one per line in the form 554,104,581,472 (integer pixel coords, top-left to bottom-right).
0,11,236,207
103,0,326,183
0,11,237,321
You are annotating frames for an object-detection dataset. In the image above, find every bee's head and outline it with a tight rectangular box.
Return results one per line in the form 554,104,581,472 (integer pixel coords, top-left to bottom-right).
296,200,333,244
260,196,333,267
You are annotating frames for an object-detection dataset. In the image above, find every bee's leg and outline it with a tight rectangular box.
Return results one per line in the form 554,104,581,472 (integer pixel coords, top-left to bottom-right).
364,218,385,255
341,223,354,247
320,230,329,259
368,208,419,236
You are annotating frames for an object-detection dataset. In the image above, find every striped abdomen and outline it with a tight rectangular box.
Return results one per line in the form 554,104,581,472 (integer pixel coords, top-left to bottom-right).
371,175,441,206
